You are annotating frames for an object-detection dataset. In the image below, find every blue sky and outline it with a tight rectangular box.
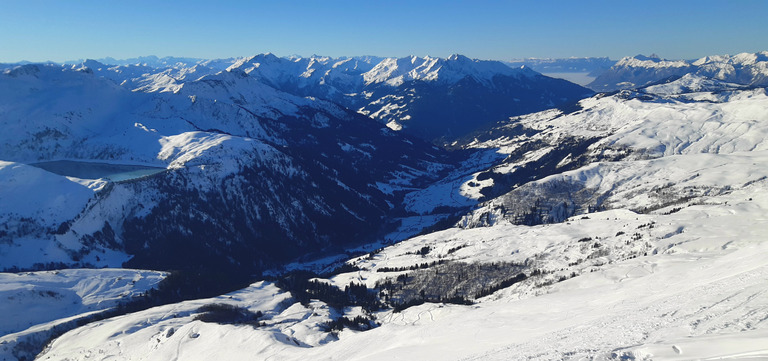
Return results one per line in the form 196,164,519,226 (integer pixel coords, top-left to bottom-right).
1,0,766,62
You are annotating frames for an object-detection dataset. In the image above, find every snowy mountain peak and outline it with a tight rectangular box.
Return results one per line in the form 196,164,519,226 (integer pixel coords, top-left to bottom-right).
362,54,534,87
446,53,470,62
74,59,108,72
614,54,690,69
693,51,768,66
227,53,284,73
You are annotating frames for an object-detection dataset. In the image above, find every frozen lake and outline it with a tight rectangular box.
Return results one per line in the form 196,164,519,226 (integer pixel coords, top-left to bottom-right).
31,160,166,182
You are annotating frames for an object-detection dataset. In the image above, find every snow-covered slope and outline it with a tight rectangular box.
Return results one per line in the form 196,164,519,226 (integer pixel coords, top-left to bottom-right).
0,269,164,336
640,73,747,95
588,51,768,92
0,269,164,361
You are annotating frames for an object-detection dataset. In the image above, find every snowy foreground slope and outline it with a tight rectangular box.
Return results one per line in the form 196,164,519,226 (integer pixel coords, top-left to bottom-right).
32,84,768,359
0,269,164,361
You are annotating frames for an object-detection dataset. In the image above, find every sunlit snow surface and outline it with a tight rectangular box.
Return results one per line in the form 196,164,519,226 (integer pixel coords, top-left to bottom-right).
0,269,165,360
30,86,768,360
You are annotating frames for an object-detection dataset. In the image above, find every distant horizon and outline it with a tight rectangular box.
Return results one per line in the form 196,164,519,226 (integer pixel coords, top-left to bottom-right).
4,49,768,66
2,0,766,63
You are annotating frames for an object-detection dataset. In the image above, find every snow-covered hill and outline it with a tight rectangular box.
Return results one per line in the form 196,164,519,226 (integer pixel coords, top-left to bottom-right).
588,51,768,92
33,161,768,360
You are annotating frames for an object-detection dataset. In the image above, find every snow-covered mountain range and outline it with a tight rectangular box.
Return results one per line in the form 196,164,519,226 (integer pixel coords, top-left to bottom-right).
589,51,768,91
2,51,768,360
4,54,592,141
223,54,593,140
52,53,593,140
0,62,458,277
